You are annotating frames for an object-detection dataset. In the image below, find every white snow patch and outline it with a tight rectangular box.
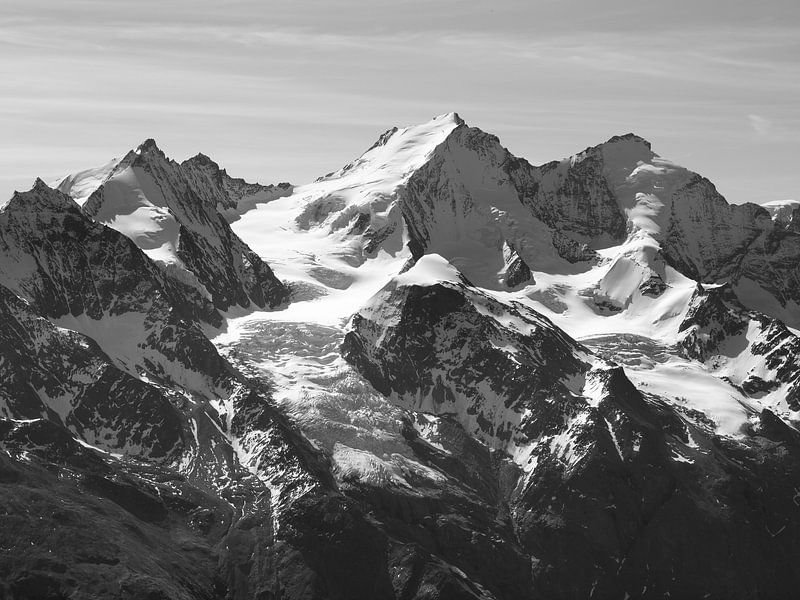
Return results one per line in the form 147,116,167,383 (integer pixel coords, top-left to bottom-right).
51,157,122,205
332,443,411,488
625,359,755,437
91,166,185,267
761,199,799,222
583,370,606,408
605,418,624,460
394,253,462,287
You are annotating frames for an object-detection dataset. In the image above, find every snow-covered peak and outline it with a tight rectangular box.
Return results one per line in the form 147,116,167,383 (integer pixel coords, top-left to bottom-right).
317,112,464,184
80,138,229,269
84,158,180,265
80,141,290,313
227,113,473,293
52,140,171,207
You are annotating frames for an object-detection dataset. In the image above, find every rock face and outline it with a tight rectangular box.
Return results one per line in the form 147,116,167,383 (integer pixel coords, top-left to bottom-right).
0,283,184,458
5,114,800,599
181,152,293,222
508,135,634,245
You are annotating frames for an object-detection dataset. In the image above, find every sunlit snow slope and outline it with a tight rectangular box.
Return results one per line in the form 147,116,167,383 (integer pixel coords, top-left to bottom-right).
225,112,800,443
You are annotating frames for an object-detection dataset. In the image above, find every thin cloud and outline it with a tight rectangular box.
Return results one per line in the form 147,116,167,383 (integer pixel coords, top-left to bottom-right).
747,114,792,143
749,114,773,136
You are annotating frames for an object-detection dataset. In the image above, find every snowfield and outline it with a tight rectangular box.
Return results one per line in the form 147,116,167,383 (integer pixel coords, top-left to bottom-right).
213,113,800,446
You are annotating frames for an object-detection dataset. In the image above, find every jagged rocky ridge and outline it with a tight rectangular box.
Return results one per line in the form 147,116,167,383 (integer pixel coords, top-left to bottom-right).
2,113,800,599
60,140,290,316
181,152,294,222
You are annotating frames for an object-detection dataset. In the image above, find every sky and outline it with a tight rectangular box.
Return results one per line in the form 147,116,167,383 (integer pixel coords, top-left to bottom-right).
1,0,799,204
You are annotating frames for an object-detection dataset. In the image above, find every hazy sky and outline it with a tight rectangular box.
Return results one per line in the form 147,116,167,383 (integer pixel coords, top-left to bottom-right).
2,0,798,204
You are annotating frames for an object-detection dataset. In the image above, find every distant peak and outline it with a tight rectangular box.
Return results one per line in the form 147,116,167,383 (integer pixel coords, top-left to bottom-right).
2,179,76,213
184,152,221,170
33,177,50,191
112,138,169,170
604,133,652,150
135,138,164,155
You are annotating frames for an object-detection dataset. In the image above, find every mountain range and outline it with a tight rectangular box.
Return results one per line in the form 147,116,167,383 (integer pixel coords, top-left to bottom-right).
2,112,800,599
